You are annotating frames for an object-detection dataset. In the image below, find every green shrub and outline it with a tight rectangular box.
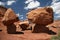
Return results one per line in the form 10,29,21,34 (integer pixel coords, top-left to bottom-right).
51,30,60,40
51,36,59,40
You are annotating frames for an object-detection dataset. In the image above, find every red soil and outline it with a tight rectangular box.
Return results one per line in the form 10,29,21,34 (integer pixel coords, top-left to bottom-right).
0,27,59,40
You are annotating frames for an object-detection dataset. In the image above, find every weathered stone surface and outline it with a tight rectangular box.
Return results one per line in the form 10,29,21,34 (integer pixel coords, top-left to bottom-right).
14,20,29,31
2,8,19,23
27,7,53,33
2,8,19,34
27,7,53,25
0,6,7,21
0,21,7,32
14,21,22,31
19,20,29,31
0,6,7,32
0,6,7,15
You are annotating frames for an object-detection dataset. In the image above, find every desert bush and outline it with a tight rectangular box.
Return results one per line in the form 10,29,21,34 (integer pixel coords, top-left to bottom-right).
51,30,60,40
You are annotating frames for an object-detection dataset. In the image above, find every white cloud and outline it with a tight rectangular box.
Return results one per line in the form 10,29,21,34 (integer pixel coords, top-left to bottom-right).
25,0,33,4
16,13,20,17
51,0,59,4
0,2,5,6
51,0,60,19
51,2,60,14
16,13,24,19
24,0,40,10
56,16,60,18
19,15,24,19
7,1,16,5
20,17,23,19
0,0,16,6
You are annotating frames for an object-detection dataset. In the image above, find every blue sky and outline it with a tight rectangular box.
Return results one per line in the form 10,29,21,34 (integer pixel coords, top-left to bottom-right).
0,0,60,20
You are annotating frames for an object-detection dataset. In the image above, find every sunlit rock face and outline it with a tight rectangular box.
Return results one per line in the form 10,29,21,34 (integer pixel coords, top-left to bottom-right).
27,7,53,33
2,8,19,23
27,7,53,25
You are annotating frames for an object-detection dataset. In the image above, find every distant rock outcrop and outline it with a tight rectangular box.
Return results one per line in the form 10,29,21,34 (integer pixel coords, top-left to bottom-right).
27,7,53,33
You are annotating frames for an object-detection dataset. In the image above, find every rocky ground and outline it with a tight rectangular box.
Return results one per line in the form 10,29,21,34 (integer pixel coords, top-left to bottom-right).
0,27,59,40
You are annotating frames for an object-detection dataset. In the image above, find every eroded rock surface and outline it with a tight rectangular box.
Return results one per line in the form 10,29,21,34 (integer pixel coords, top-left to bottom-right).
2,8,19,34
19,20,29,31
27,7,53,33
0,6,7,32
0,6,7,21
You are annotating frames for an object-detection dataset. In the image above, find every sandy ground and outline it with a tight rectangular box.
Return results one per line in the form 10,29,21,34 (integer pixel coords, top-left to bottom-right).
0,27,59,40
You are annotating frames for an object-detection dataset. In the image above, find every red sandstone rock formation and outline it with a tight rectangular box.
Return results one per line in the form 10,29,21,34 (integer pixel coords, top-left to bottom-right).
14,19,29,31
0,6,7,32
19,20,29,31
2,8,19,34
0,6,7,21
27,7,53,33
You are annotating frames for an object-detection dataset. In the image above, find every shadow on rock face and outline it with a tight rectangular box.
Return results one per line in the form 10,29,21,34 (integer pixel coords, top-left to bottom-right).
20,24,28,31
8,31,24,34
2,18,20,34
32,24,56,35
27,27,32,30
6,24,16,34
32,24,49,33
15,32,24,34
48,30,56,35
6,24,24,34
0,30,2,31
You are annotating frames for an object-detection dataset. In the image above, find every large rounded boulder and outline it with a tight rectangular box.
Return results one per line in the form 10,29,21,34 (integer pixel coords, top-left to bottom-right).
27,7,53,33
